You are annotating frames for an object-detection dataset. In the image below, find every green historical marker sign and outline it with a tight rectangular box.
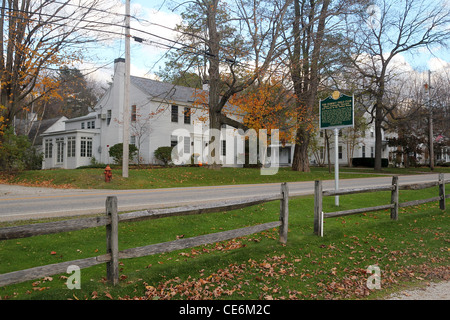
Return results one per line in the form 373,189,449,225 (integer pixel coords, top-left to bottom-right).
320,91,354,129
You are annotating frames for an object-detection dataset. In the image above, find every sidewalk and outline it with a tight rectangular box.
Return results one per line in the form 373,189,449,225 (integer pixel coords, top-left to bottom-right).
386,281,450,300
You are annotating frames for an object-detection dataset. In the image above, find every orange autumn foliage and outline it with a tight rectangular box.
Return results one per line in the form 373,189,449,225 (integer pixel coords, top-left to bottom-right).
230,79,297,144
1,4,83,125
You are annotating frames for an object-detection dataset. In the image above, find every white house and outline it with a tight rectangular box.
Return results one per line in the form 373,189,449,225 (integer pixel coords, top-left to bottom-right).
41,58,248,169
41,112,98,169
309,114,394,168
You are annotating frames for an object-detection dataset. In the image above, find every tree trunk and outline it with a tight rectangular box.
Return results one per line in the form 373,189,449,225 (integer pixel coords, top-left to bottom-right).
374,100,383,172
205,0,222,169
292,126,310,172
290,0,330,172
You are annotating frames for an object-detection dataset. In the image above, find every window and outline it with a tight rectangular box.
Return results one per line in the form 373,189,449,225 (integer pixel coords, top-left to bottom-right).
86,121,95,129
45,139,53,158
362,146,366,158
184,107,191,124
320,131,323,138
221,140,226,156
184,136,190,154
67,137,76,157
130,135,136,145
80,137,93,157
338,146,343,160
87,138,92,157
170,135,177,148
319,146,324,160
131,105,136,122
81,138,86,157
107,110,112,125
56,138,64,163
371,146,374,158
171,105,178,123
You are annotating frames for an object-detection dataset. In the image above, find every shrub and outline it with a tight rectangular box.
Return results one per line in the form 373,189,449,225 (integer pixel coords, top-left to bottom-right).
154,146,173,166
108,143,138,165
352,157,389,168
0,127,42,172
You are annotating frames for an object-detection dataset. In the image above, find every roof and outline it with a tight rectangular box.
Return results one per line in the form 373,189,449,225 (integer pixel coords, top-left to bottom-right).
14,117,64,145
64,112,97,123
130,76,243,116
130,76,204,104
41,129,99,137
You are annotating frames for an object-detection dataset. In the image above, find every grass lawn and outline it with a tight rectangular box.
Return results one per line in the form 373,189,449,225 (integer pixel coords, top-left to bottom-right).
1,166,449,190
0,183,448,301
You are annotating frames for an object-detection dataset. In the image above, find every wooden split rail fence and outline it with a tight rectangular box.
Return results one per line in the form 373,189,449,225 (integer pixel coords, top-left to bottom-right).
314,174,449,237
0,183,289,287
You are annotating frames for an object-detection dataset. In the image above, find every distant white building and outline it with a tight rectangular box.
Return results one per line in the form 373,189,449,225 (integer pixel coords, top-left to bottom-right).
309,113,395,168
41,58,247,169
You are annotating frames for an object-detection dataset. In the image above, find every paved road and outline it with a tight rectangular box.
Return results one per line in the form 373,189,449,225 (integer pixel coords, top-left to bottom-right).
0,173,447,222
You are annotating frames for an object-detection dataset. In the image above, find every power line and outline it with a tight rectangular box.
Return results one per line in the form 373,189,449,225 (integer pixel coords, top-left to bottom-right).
0,6,126,38
42,0,264,70
1,2,281,79
51,0,127,18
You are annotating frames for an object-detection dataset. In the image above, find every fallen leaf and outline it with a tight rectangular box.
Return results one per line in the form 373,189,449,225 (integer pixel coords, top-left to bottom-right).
105,292,113,299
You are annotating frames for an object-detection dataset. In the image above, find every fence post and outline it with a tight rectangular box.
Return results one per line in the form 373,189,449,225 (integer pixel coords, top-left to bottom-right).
390,176,399,220
439,173,446,210
279,182,289,244
106,196,119,285
314,180,323,236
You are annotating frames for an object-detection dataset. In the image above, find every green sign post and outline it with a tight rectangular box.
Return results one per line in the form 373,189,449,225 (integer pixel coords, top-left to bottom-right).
319,91,354,206
319,91,354,129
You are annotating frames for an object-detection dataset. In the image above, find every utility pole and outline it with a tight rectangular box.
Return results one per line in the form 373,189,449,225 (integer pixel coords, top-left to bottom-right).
428,70,434,171
122,0,131,178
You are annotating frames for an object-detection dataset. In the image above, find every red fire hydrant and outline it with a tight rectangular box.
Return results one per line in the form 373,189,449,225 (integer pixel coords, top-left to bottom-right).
104,165,112,182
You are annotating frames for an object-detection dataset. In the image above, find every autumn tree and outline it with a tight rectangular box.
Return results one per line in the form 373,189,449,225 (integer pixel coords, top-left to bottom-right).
161,0,291,166
39,66,101,119
429,69,450,164
344,0,450,171
230,77,296,142
280,0,359,172
0,0,119,129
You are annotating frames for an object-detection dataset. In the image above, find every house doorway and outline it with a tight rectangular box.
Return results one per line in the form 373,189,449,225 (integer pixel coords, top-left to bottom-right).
56,138,65,164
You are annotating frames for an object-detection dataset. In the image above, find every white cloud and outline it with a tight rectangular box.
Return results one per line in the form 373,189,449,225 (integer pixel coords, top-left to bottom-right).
387,54,414,74
428,57,450,72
